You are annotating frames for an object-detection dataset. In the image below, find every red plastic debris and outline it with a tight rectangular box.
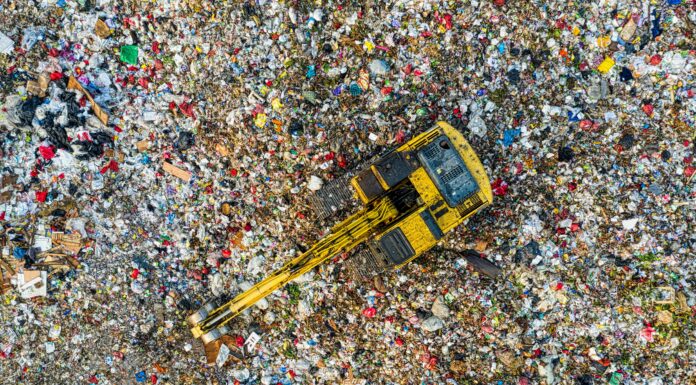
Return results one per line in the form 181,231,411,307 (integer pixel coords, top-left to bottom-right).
100,160,119,174
395,130,406,144
642,104,654,117
362,307,377,317
337,154,347,168
491,178,509,196
579,119,594,130
178,102,195,118
685,166,695,178
640,325,655,342
36,191,48,202
38,145,56,160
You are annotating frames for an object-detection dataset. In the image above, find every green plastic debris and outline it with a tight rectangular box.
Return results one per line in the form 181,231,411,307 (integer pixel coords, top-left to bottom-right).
120,45,139,65
609,372,622,385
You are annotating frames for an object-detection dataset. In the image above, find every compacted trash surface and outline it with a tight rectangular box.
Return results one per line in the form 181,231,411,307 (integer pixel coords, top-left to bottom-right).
0,1,695,384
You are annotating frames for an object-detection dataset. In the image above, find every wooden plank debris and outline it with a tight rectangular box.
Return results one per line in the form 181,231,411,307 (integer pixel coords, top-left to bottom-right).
51,232,82,254
67,76,109,125
162,162,192,181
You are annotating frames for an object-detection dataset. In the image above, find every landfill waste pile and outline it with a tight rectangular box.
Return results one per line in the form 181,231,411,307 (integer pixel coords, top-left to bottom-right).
1,0,695,384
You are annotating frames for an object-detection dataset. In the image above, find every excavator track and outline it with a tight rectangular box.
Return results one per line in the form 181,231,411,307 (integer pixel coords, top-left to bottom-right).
308,173,356,221
344,244,390,281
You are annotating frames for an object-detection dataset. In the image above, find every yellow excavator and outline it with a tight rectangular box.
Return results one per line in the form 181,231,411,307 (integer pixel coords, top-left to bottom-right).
188,121,492,346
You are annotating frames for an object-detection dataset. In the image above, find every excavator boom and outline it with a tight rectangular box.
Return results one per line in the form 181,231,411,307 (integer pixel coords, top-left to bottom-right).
189,198,400,342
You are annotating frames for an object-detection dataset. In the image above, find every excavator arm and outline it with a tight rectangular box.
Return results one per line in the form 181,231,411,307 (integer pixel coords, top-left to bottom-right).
188,197,400,343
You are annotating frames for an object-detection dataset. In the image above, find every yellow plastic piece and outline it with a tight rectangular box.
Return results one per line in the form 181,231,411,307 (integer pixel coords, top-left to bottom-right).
597,36,610,49
598,57,615,73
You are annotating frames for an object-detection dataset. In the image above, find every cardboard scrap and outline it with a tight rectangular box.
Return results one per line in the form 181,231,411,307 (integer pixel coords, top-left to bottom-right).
40,252,80,269
1,258,18,294
204,335,242,365
13,270,47,298
474,240,488,252
51,232,83,254
94,19,111,38
1,174,17,203
620,18,637,42
26,73,50,97
162,162,192,181
1,173,18,188
136,140,151,152
66,76,109,125
215,143,229,156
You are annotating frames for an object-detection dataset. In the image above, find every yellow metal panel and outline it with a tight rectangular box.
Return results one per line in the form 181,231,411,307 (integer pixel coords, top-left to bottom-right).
374,208,439,270
409,168,441,205
397,211,438,255
350,177,371,204
370,165,391,190
434,206,461,233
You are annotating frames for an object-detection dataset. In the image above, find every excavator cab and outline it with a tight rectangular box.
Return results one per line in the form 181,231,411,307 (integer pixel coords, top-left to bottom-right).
347,121,492,277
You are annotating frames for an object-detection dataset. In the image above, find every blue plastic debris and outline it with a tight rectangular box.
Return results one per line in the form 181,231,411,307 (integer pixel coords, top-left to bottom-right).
13,247,26,259
306,65,316,79
349,82,362,96
501,128,521,147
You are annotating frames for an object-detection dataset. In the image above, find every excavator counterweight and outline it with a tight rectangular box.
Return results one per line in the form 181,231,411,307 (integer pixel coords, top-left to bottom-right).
188,122,492,347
